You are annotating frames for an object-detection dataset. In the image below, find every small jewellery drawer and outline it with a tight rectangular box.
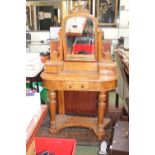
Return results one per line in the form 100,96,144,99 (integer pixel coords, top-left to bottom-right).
63,82,88,90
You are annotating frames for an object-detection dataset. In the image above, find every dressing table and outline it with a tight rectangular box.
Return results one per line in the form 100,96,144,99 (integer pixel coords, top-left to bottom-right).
41,4,118,139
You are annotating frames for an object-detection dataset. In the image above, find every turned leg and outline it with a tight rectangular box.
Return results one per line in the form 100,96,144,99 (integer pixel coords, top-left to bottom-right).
48,90,56,131
97,91,107,138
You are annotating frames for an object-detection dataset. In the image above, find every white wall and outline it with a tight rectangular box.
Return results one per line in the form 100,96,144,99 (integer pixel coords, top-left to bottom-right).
101,28,119,40
30,31,50,41
120,0,129,10
29,44,50,53
27,31,50,53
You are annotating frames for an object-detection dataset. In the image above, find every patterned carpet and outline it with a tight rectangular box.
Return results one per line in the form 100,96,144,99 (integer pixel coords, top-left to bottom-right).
36,105,124,146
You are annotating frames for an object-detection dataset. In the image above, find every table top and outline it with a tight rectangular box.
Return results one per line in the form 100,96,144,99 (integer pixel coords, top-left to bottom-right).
26,64,44,78
41,70,117,82
41,70,117,92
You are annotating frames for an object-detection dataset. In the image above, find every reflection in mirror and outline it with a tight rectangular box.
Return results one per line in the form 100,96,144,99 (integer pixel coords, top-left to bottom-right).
65,16,95,59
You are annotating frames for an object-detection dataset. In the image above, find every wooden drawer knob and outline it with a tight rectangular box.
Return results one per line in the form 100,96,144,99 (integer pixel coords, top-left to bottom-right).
67,85,72,89
81,85,84,88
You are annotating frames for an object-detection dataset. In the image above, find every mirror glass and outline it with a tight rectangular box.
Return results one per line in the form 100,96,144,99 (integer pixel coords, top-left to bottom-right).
65,16,96,61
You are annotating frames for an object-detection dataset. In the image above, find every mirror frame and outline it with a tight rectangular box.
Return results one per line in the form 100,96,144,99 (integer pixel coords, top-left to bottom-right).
62,12,98,62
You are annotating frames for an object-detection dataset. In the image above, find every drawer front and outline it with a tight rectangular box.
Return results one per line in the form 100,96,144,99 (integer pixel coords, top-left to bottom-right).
63,82,89,90
43,80,117,91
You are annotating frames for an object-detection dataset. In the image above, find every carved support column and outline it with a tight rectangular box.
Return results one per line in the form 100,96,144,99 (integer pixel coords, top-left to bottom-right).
97,91,106,137
48,90,56,131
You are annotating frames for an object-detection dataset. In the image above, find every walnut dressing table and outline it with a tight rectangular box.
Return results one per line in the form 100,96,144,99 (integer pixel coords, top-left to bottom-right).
41,4,118,139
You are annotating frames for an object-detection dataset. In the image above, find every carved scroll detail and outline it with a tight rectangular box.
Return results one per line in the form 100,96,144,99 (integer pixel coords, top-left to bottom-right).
70,1,89,14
